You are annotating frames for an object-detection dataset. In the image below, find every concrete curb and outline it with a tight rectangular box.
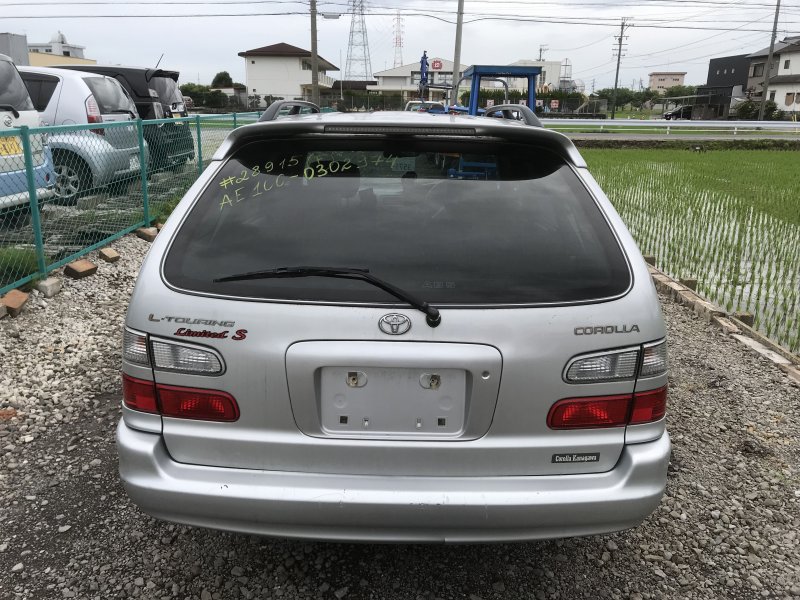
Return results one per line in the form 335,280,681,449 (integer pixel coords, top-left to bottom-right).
646,264,800,381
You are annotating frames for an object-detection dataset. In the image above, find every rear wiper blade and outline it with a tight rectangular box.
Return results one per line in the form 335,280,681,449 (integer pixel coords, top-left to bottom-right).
0,104,20,119
214,266,441,327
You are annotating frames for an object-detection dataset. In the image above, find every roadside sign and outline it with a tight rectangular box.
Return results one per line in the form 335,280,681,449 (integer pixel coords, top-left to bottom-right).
519,99,526,106
487,99,495,107
432,59,443,70
550,99,560,109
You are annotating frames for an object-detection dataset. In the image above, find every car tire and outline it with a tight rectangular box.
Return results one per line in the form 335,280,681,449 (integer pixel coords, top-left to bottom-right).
52,152,91,205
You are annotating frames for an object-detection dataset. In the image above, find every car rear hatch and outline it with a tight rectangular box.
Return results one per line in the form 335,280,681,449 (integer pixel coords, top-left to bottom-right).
82,76,138,151
126,124,664,478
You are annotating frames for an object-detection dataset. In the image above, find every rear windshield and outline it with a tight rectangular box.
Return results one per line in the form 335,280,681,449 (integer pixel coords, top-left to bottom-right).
149,76,183,106
0,61,35,112
83,77,133,113
164,139,630,305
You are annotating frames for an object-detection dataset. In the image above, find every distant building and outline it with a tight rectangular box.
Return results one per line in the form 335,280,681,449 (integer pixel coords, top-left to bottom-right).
504,59,563,92
648,71,687,92
0,32,29,65
694,55,750,119
238,42,338,104
209,84,248,108
28,31,96,66
747,35,800,114
368,58,468,103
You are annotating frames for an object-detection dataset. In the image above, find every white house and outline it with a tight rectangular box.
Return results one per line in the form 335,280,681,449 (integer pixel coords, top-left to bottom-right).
238,42,339,103
369,57,563,103
747,35,800,115
368,58,468,103
504,59,563,92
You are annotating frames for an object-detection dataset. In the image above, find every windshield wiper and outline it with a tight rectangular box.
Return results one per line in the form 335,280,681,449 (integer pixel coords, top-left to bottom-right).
0,104,20,119
214,266,441,327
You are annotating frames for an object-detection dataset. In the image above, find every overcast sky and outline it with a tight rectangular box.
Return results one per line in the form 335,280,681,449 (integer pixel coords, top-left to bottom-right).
5,0,797,92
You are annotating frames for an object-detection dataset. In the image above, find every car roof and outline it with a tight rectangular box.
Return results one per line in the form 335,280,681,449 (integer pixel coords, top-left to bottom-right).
213,111,586,168
18,65,117,81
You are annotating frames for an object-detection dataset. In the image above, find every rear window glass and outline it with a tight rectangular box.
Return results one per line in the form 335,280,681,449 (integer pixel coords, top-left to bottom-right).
83,77,132,113
164,139,630,305
149,77,183,105
0,62,35,111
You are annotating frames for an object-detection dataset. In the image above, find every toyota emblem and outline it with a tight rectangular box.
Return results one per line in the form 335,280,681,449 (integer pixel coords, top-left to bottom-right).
2,116,12,128
378,313,411,335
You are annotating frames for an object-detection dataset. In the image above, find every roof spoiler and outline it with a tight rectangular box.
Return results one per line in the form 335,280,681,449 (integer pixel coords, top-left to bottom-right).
484,104,542,127
258,100,320,122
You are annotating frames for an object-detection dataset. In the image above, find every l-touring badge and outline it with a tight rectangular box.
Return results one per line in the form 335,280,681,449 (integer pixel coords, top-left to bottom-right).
379,313,411,335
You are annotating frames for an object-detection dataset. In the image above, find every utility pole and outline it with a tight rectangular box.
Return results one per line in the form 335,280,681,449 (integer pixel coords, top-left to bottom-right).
310,0,320,106
610,17,631,120
538,45,548,61
451,0,465,106
758,0,782,120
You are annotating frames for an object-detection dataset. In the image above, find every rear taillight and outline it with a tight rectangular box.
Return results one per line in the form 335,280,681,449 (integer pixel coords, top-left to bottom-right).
158,385,239,421
547,386,668,429
121,329,236,421
122,374,159,413
564,339,667,383
122,374,240,422
122,329,224,375
629,386,668,424
86,96,104,135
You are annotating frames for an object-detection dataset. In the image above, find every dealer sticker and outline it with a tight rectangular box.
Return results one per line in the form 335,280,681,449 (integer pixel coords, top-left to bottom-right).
551,453,600,463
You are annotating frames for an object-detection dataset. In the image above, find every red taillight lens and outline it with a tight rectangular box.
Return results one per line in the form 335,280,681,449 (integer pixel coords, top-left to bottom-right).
86,96,105,135
547,386,668,429
122,374,159,413
547,395,631,429
157,385,239,422
630,386,668,424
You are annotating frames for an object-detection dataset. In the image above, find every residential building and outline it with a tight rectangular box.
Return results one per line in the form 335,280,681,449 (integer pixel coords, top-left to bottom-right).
368,57,557,104
694,55,749,119
648,71,687,92
209,84,248,108
238,42,338,104
28,31,96,66
368,58,468,103
747,35,800,114
504,59,563,92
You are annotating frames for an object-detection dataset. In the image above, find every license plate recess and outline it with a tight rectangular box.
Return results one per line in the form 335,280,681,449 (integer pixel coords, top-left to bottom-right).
321,367,466,437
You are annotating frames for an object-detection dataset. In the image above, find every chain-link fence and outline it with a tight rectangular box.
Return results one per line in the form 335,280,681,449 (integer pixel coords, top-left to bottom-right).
0,112,260,296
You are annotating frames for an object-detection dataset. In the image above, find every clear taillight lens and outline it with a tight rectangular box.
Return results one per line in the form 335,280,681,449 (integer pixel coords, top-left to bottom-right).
150,340,223,375
122,328,150,366
640,340,668,378
565,348,639,383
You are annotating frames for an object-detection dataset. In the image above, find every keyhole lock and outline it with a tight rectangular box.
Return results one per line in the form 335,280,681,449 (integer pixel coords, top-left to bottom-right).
420,373,441,390
346,371,367,388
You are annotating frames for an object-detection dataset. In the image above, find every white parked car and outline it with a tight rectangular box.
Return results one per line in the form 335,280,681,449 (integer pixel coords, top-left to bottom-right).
19,66,147,203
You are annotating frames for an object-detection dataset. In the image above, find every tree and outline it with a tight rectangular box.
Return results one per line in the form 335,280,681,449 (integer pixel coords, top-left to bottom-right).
735,99,783,121
211,71,233,88
662,85,696,99
206,90,229,109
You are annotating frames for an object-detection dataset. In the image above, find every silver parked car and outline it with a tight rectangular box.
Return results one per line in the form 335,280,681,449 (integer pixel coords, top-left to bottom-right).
18,66,147,203
119,103,670,543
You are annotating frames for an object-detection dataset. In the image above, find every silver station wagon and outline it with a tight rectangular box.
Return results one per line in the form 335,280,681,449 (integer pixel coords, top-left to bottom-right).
119,103,670,543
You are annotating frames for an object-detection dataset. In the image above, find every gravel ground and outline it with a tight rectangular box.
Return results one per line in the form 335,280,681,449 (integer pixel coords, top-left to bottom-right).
1,234,799,600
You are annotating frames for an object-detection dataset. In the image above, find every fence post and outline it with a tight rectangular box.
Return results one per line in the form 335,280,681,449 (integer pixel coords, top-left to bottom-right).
20,126,47,277
196,115,203,175
233,112,238,129
136,119,150,226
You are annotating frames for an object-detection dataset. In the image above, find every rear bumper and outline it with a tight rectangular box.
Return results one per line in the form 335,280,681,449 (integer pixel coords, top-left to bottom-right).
117,420,671,543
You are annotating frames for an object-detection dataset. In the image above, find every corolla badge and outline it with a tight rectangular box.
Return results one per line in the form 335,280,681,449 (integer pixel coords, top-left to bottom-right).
379,313,411,335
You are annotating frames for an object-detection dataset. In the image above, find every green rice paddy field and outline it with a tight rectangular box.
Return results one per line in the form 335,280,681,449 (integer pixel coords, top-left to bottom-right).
582,149,800,353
